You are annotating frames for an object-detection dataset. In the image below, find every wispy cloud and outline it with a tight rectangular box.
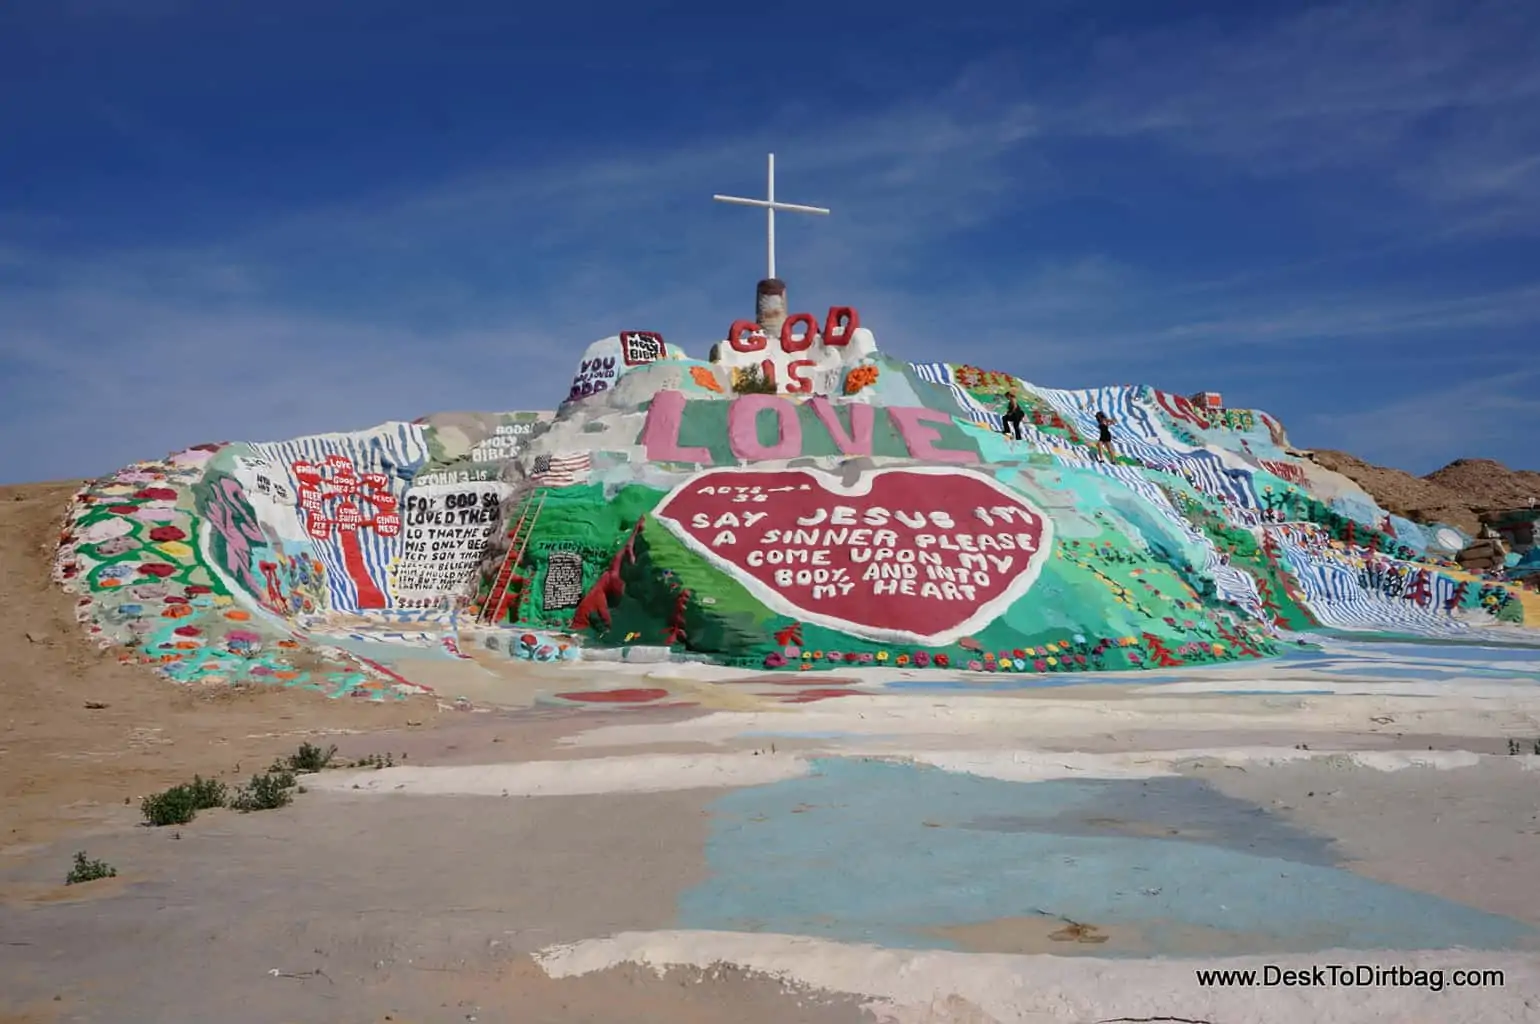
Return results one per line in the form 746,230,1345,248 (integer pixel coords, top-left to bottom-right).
1052,0,1540,232
5,2,1540,482
1300,368,1540,473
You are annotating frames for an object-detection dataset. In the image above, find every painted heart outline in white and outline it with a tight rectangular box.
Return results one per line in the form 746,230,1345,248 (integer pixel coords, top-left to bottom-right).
651,464,1056,647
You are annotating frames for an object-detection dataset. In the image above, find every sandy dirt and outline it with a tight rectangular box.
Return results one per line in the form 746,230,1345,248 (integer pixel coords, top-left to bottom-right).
0,481,873,1023
0,482,440,854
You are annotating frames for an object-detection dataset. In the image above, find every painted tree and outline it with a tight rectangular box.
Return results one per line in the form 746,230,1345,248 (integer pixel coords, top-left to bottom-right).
292,454,399,610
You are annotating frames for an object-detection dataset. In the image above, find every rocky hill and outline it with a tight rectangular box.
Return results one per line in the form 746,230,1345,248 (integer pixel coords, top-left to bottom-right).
1307,452,1538,538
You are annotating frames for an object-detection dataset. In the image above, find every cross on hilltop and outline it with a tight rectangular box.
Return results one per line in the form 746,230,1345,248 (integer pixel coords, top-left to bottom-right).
713,153,830,281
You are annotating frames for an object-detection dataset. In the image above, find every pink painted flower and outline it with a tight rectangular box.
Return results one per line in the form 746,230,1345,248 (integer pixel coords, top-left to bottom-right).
967,659,982,671
912,651,930,668
763,651,788,669
1033,659,1047,671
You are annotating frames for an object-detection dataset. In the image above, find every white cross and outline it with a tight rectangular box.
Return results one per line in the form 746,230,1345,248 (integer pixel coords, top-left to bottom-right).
712,153,830,280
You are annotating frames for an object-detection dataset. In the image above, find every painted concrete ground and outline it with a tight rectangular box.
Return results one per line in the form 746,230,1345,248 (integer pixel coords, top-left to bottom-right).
6,673,1540,1023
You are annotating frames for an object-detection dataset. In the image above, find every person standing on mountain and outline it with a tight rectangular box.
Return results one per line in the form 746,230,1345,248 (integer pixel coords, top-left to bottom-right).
1002,392,1026,441
1094,410,1117,461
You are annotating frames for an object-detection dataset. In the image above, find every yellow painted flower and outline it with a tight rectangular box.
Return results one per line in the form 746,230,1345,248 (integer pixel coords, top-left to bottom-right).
156,541,193,560
876,651,890,662
802,650,813,659
1046,657,1057,666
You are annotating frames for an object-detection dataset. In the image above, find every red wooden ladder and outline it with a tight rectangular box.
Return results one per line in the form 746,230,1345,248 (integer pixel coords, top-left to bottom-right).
478,488,548,625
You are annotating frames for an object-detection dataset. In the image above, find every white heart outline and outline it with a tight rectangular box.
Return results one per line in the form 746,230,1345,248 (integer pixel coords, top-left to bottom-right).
652,465,1055,647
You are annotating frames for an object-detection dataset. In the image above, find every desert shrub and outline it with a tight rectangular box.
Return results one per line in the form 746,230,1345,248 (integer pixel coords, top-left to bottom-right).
228,770,296,812
65,851,117,885
279,742,337,774
140,776,227,827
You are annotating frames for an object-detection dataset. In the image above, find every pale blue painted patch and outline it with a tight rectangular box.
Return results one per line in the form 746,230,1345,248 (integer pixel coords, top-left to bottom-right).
677,759,1533,955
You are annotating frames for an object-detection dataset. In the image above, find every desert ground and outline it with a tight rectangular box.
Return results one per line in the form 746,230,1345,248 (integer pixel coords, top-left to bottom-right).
4,479,1540,1024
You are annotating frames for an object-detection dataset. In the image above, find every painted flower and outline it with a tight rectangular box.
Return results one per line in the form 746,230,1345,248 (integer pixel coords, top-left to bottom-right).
826,650,842,661
802,650,814,659
1211,643,1226,654
133,487,178,502
983,651,996,661
912,651,930,668
689,365,725,393
1075,654,1087,665
1012,648,1026,659
763,651,788,669
844,652,860,663
137,562,176,578
876,651,889,662
1128,651,1143,663
1046,656,1057,667
858,652,874,663
149,525,187,543
896,654,910,667
784,645,801,659
1033,658,1047,671
967,659,983,671
811,650,824,660
934,653,949,668
1072,634,1087,645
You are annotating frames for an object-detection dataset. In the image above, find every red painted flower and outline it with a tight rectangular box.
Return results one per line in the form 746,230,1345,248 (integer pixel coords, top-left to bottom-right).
912,651,930,668
163,595,188,604
149,525,187,543
108,505,139,514
184,584,212,595
134,487,178,502
934,653,949,668
1012,648,1026,659
137,563,176,578
174,625,201,637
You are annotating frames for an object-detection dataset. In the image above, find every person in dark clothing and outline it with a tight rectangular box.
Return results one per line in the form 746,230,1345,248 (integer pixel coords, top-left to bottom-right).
1002,392,1026,441
1094,410,1117,461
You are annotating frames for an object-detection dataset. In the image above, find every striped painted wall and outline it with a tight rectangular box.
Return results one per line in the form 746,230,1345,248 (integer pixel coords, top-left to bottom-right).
248,423,432,612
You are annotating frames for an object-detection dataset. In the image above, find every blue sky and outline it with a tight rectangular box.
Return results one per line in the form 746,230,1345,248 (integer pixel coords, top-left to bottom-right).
3,0,1538,484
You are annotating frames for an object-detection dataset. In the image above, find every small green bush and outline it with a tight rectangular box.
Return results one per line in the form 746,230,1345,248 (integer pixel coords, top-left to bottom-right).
64,851,117,885
280,742,337,774
140,776,227,827
229,770,296,812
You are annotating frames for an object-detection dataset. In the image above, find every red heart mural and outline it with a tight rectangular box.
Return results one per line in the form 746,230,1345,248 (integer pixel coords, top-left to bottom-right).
652,467,1054,645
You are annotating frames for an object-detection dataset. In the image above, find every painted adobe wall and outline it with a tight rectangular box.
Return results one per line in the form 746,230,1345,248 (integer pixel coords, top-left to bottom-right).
54,410,555,695
54,312,1530,693
472,325,1527,676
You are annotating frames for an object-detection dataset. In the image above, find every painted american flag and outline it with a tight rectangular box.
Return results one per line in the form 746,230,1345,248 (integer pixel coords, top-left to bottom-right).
530,451,593,487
